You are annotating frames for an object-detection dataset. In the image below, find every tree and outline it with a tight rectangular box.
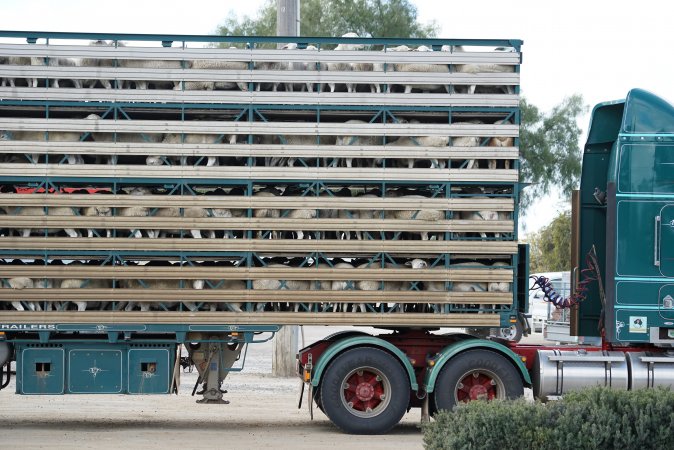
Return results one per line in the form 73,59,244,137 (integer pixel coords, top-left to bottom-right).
519,95,588,212
528,210,572,273
217,0,439,39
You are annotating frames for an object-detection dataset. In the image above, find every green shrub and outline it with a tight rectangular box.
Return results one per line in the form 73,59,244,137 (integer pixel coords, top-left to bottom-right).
423,387,674,450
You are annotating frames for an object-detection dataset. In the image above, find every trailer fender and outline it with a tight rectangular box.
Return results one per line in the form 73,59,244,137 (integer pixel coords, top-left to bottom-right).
424,339,531,393
309,336,418,391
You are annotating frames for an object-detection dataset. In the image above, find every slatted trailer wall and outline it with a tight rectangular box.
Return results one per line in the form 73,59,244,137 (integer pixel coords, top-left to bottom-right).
0,32,522,329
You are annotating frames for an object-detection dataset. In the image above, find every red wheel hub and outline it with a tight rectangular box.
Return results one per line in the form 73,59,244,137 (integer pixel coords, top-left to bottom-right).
343,369,385,412
457,372,497,402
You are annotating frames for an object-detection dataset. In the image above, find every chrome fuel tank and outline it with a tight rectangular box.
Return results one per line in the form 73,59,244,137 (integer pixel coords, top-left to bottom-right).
533,349,628,399
626,351,674,389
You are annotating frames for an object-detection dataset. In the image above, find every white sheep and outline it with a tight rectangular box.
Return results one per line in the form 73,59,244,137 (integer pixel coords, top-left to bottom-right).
488,119,515,169
118,45,182,90
203,279,247,312
118,187,156,238
2,205,80,238
354,262,402,313
447,45,516,94
121,278,203,312
393,45,449,94
80,40,115,89
253,187,282,239
183,50,248,91
387,188,444,241
252,263,311,312
459,209,499,239
334,120,382,168
386,133,449,169
83,205,112,238
151,206,213,239
59,278,110,312
0,129,84,164
4,276,35,311
326,33,364,93
156,133,235,167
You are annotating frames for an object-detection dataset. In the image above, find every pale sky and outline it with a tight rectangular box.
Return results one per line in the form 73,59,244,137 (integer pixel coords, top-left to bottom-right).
1,0,672,234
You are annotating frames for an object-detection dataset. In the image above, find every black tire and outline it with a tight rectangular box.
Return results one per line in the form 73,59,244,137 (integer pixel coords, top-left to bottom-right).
319,347,410,434
432,349,524,413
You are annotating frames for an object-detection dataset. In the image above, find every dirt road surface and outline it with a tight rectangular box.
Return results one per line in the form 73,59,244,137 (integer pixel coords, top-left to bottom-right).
0,326,424,449
0,327,547,449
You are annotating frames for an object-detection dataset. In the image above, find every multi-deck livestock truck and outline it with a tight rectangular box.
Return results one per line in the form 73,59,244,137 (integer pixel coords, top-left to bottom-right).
0,31,673,435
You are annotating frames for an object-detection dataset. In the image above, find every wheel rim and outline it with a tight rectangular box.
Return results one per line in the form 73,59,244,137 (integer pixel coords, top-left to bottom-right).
454,369,505,403
499,325,517,340
340,366,392,418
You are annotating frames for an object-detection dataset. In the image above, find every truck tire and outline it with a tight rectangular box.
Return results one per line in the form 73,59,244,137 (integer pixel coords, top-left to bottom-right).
319,347,410,434
432,349,523,412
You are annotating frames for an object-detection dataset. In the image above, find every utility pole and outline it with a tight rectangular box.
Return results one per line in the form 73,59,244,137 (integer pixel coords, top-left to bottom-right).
272,0,301,377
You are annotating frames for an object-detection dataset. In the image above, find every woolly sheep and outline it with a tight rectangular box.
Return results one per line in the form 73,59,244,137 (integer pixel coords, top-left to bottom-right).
59,278,110,311
0,129,84,164
326,33,364,93
447,45,516,94
183,50,248,92
118,187,156,238
80,40,115,89
393,45,449,94
120,278,203,312
1,205,80,238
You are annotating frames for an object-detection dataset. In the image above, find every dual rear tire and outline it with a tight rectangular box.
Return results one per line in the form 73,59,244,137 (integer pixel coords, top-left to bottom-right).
319,347,410,434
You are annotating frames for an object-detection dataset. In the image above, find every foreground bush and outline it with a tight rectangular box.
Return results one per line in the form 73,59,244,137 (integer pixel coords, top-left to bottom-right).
423,387,674,450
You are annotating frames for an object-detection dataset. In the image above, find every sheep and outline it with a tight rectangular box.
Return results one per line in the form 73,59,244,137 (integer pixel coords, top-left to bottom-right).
203,279,247,312
488,119,515,169
458,209,499,239
117,44,182,90
280,185,317,240
151,205,214,239
118,187,156,238
334,120,383,168
326,33,364,93
82,205,112,238
80,40,115,89
1,204,81,238
353,262,402,313
156,133,235,167
325,260,358,313
183,50,248,91
386,133,449,169
393,45,449,94
253,186,282,239
488,261,511,294
447,45,516,94
388,188,444,241
59,278,110,312
298,44,321,92
252,263,311,312
86,113,163,144
120,278,203,312
206,187,246,239
3,277,35,311
411,259,489,313
0,129,84,164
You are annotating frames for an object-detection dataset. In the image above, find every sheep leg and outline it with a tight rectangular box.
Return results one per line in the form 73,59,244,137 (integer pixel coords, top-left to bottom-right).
328,82,336,93
190,230,202,239
206,156,218,167
21,229,31,238
75,301,87,312
404,85,413,94
64,228,80,238
11,301,25,311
